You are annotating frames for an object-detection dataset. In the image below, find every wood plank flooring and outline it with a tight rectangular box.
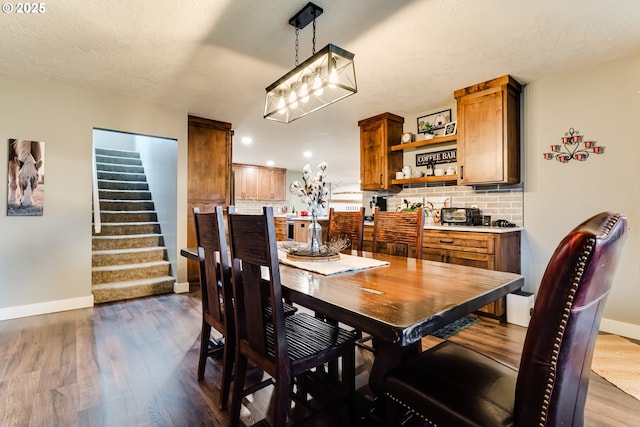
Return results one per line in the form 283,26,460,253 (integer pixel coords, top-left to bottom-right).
1,289,638,426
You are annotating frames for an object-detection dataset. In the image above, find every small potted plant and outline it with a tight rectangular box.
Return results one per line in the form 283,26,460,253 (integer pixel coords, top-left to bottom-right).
422,122,435,139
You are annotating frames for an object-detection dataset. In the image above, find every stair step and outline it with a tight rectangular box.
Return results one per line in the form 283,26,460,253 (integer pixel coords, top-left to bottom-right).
92,276,175,304
95,148,140,159
98,180,149,191
92,260,171,284
98,189,151,200
92,247,166,266
98,200,155,211
95,154,142,166
93,222,161,236
100,210,158,223
92,234,165,250
97,162,145,174
98,170,147,182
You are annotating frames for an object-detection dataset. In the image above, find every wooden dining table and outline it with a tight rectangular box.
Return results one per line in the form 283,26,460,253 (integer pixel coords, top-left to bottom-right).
181,247,524,394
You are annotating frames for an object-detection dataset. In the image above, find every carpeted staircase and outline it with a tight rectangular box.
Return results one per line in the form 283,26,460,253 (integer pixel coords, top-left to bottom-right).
92,148,175,303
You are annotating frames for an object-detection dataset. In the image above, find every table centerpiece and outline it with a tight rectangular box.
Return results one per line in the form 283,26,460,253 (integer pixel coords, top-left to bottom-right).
287,162,347,260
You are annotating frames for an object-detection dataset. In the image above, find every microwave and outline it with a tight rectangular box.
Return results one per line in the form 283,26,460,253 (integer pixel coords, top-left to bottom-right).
440,207,482,226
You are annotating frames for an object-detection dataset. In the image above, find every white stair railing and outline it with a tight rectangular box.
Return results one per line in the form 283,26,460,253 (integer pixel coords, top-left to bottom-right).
92,146,101,234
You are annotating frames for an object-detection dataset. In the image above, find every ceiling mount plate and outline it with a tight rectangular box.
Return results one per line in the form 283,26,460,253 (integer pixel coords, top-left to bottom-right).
289,2,323,29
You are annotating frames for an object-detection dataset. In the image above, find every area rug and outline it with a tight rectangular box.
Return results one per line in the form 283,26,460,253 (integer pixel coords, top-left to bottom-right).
591,334,640,400
431,316,479,339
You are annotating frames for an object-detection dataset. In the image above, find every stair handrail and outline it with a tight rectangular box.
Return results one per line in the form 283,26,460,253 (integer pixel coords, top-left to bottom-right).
93,146,102,234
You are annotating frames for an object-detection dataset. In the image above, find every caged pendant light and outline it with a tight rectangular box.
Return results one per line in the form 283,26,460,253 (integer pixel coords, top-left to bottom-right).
264,2,357,123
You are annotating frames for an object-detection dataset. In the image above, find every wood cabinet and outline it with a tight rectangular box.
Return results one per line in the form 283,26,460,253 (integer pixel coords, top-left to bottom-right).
293,219,329,243
234,164,286,201
422,229,521,318
274,217,288,241
359,113,404,191
187,116,233,282
362,225,521,318
454,75,522,185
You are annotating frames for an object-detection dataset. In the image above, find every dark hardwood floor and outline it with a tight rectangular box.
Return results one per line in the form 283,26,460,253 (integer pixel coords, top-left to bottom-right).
1,288,638,426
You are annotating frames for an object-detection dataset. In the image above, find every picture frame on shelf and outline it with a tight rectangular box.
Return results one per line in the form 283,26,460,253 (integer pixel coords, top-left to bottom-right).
417,109,452,134
443,121,457,136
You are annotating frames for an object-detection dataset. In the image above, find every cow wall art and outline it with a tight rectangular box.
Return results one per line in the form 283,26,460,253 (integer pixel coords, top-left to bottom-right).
7,139,45,216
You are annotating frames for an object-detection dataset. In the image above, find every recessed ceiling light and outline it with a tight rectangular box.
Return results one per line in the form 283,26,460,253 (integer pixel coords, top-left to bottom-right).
241,137,253,145
303,151,312,158
266,160,274,166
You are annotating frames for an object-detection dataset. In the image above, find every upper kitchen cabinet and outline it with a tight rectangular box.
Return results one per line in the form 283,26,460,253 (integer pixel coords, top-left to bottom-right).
234,163,287,201
359,112,404,191
454,75,522,185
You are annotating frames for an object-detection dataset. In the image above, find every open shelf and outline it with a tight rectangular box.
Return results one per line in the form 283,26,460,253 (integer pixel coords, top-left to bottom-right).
391,134,457,151
392,174,458,185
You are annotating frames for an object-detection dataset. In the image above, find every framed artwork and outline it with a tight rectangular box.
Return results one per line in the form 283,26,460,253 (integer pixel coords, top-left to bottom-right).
417,109,452,134
7,139,45,216
443,121,457,136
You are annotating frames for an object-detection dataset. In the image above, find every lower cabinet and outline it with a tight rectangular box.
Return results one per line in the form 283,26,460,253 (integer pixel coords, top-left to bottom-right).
274,217,288,241
293,219,329,243
363,225,521,319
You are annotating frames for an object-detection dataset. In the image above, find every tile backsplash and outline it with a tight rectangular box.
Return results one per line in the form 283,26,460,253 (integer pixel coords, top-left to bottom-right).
377,182,524,226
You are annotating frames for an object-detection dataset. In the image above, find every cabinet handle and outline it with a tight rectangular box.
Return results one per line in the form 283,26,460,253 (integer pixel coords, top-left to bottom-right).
379,174,383,186
439,239,454,244
441,254,445,262
460,165,464,180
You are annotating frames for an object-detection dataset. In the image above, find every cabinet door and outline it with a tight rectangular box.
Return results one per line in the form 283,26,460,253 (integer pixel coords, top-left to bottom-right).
457,87,505,184
237,166,258,200
271,169,286,200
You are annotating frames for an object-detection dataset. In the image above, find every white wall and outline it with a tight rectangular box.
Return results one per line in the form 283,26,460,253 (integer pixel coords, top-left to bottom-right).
522,57,640,338
0,73,188,319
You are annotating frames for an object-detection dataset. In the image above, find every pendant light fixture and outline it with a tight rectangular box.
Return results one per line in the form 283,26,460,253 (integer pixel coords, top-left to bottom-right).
264,2,357,123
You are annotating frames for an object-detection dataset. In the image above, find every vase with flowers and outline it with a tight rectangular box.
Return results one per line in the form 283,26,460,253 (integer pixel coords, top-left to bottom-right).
290,162,329,255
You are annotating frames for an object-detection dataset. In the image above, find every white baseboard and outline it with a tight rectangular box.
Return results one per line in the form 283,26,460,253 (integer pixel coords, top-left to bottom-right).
600,318,640,341
174,281,190,293
0,295,94,321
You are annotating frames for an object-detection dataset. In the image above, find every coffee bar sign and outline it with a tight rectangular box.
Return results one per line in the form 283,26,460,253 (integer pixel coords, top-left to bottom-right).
416,149,457,166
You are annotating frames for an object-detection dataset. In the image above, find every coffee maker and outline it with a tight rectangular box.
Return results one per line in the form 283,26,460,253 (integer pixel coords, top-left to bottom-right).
368,195,387,218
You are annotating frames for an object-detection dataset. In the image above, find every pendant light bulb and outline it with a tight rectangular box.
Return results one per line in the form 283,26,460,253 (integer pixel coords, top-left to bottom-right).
313,70,324,96
300,76,310,103
288,87,298,109
328,58,338,88
277,91,286,114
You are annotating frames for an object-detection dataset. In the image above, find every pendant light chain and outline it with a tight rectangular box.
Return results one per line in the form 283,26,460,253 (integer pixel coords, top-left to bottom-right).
312,17,317,55
295,27,299,67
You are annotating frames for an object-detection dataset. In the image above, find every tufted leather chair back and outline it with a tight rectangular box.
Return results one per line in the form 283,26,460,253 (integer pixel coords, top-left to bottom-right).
514,212,628,426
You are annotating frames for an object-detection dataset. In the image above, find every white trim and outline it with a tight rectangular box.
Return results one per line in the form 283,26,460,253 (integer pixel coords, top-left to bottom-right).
600,318,640,341
174,281,189,293
0,295,94,321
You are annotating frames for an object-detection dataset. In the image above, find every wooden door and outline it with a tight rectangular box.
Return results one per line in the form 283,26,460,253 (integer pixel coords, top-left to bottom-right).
271,168,286,200
187,116,232,282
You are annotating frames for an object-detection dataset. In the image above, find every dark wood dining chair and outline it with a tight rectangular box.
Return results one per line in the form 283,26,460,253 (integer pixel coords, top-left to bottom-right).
227,206,358,426
327,207,365,251
373,207,424,259
384,211,628,427
193,206,235,410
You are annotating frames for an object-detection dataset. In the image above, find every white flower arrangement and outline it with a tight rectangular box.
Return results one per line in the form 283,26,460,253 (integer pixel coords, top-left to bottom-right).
289,162,329,218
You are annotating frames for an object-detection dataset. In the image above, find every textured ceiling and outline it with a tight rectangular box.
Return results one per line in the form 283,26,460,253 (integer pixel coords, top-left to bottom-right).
1,0,639,181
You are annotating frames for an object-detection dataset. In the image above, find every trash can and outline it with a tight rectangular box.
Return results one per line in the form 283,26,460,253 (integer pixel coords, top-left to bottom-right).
506,290,534,327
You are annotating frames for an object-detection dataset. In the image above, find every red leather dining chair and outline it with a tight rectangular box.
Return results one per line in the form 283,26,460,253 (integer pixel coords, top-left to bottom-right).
193,206,235,410
373,207,424,259
227,206,358,426
327,207,366,251
383,211,628,427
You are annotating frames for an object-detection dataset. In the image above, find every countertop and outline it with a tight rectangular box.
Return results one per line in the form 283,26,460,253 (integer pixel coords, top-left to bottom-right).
275,214,329,221
363,221,523,233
